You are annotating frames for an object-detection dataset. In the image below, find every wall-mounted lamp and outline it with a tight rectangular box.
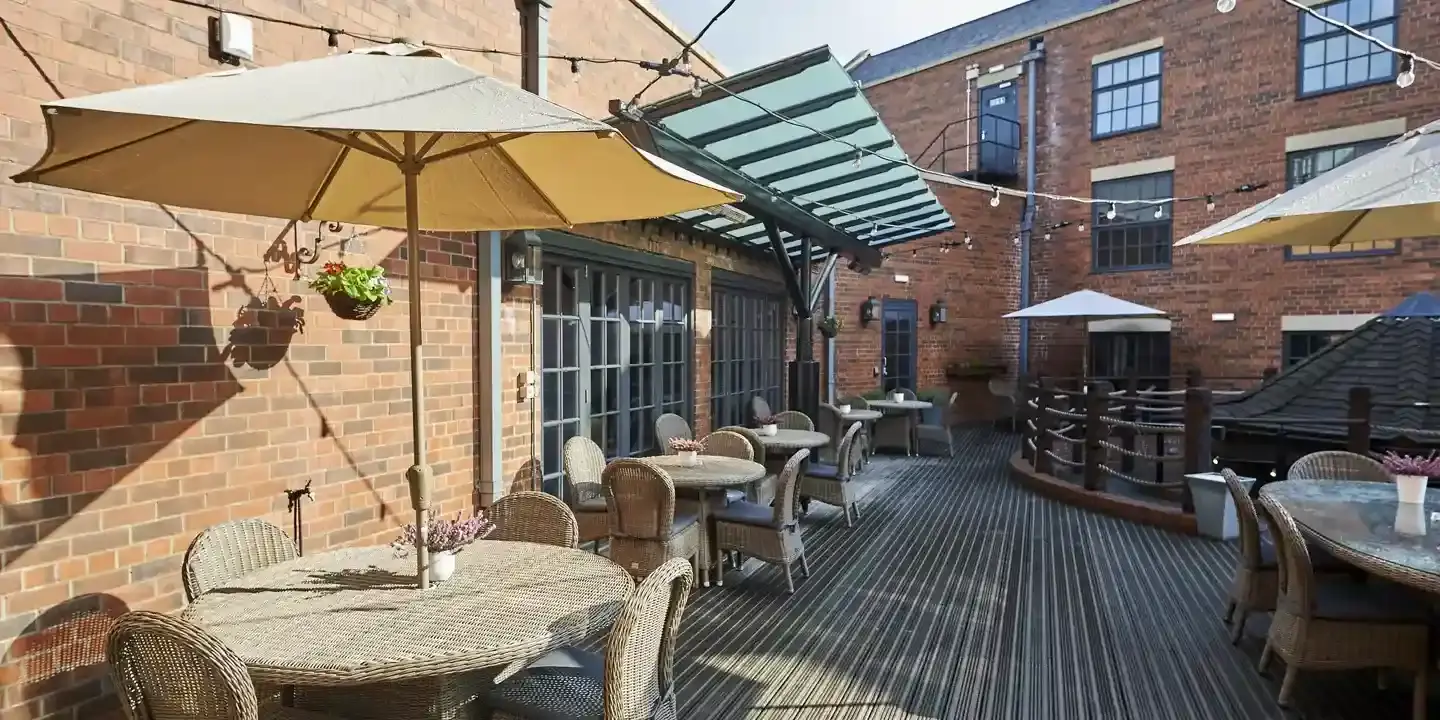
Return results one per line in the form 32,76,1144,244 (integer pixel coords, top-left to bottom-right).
503,230,543,286
859,296,878,325
929,299,948,326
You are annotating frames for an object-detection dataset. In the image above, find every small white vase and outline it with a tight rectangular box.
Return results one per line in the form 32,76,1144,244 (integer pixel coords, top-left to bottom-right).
1396,474,1429,505
678,450,699,467
838,404,852,414
761,424,778,436
428,550,456,583
1395,502,1427,537
891,392,904,403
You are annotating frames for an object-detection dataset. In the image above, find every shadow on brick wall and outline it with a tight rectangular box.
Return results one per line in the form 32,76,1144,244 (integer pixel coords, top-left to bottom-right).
0,593,129,719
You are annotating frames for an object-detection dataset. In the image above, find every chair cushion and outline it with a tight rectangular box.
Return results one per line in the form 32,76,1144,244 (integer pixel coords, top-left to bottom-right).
724,489,747,503
575,498,607,513
713,501,775,527
489,647,604,720
1311,580,1432,623
806,464,840,479
671,513,698,535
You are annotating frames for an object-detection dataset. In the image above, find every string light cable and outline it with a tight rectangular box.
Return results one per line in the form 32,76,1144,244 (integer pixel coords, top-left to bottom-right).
1218,0,1437,87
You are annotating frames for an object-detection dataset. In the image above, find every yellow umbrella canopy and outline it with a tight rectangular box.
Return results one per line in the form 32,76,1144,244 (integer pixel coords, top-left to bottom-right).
14,42,743,588
1177,119,1440,247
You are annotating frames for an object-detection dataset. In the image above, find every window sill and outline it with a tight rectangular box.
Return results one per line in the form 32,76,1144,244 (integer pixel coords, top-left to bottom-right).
1283,246,1400,261
1296,75,1397,101
1090,264,1172,274
1092,123,1161,142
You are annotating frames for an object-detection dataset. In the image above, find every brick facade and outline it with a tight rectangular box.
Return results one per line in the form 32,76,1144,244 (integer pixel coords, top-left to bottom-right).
0,2,773,718
846,0,1439,390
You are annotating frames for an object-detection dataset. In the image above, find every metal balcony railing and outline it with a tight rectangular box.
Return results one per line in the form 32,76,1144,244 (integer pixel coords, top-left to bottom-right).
915,113,1022,184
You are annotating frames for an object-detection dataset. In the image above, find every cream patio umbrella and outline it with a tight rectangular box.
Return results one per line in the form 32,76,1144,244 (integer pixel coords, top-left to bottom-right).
1004,290,1167,383
1177,119,1440,248
13,42,742,589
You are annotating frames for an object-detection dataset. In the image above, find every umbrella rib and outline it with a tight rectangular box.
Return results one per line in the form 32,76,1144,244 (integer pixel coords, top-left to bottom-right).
495,141,571,225
300,142,353,223
417,132,446,159
310,130,401,164
1328,210,1370,247
420,133,525,165
13,119,195,182
365,132,404,162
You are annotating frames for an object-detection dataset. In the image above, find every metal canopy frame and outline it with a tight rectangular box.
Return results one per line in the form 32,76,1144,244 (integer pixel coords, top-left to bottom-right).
609,46,955,268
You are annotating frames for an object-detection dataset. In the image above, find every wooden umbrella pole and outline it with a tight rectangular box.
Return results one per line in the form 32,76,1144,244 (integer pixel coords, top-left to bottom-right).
402,132,433,589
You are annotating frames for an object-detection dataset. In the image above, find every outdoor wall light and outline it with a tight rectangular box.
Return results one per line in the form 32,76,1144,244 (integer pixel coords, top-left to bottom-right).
503,230,543,286
929,299,948,326
859,296,878,325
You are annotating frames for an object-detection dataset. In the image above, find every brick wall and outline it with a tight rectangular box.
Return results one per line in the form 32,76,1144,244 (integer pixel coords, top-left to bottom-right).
856,0,1440,385
0,1,748,718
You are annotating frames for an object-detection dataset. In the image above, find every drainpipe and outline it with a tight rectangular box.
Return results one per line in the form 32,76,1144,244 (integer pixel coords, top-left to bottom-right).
520,0,553,97
826,268,837,403
1018,42,1045,377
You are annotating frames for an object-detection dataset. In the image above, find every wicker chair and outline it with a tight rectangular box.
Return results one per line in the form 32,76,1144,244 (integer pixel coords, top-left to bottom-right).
1221,469,1279,644
712,449,811,594
1256,494,1432,716
489,491,580,548
800,423,864,527
872,390,918,456
603,459,705,586
915,392,957,458
107,610,347,720
814,403,843,464
182,519,297,603
751,396,774,426
700,430,754,462
654,413,692,455
490,557,693,720
988,377,1019,431
563,436,610,551
836,396,873,466
773,410,814,431
1287,450,1391,483
718,426,776,505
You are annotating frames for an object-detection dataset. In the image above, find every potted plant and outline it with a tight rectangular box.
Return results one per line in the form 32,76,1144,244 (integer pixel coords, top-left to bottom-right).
817,316,843,339
668,438,704,466
392,511,494,583
1381,452,1440,505
756,414,779,437
306,261,394,320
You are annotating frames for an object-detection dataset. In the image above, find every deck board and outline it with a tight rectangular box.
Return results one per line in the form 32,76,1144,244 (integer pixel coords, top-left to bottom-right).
667,428,1414,719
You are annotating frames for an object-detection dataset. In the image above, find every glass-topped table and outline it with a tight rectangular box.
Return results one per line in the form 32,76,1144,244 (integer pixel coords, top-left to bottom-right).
1261,479,1440,594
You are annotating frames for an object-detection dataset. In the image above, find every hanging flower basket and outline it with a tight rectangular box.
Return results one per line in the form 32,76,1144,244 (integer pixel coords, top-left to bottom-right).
307,262,394,320
817,316,843,339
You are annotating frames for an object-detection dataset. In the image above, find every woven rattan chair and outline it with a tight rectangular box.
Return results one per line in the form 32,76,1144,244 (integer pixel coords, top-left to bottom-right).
718,426,776,505
800,423,864,527
1256,494,1431,717
712,449,811,594
751,396,773,426
107,610,347,720
563,436,610,551
654,413,692,455
489,491,580,548
700,430,754,462
872,390,916,456
773,410,814,431
836,396,873,466
814,403,843,464
603,459,705,586
1221,469,1278,644
1287,450,1391,483
988,377,1019,432
915,392,958,458
182,519,297,603
490,557,693,720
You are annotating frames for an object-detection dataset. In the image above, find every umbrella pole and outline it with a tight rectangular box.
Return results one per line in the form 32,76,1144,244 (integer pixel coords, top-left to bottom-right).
402,132,432,590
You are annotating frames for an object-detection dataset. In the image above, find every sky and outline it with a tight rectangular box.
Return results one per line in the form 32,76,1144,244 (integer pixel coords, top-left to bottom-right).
652,0,1025,72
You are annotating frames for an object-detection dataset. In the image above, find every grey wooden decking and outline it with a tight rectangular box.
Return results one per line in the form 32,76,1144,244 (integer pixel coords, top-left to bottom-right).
671,428,1410,719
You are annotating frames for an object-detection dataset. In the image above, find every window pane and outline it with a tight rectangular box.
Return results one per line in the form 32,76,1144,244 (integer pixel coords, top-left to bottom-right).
1112,59,1128,84
1143,51,1160,77
1302,41,1325,68
1141,104,1158,126
1143,80,1159,103
1096,90,1111,112
1096,112,1112,135
1097,63,1112,87
1091,172,1173,271
1372,0,1394,19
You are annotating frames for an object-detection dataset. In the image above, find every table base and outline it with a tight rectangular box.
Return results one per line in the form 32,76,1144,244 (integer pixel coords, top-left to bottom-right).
291,671,491,720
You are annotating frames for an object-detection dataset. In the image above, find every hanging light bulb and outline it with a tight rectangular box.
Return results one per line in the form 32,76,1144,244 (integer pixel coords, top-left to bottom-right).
1153,205,1164,219
1397,55,1416,89
1012,235,1020,246
326,29,341,54
1205,194,1216,212
570,58,582,84
853,150,863,169
990,187,1001,207
964,232,972,246
1044,232,1052,240
912,248,918,257
1106,203,1118,220
1216,0,1236,12
941,245,950,254
1078,222,1086,232
690,77,703,98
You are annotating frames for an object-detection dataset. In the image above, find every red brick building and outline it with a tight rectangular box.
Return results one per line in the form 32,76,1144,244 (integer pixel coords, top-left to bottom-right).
830,0,1438,405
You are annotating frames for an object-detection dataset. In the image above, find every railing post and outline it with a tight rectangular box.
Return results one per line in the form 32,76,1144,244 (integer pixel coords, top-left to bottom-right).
1120,375,1138,475
1185,366,1204,388
1083,384,1106,491
1034,384,1054,475
1018,380,1034,462
1181,387,1213,514
1262,366,1279,382
1347,385,1372,454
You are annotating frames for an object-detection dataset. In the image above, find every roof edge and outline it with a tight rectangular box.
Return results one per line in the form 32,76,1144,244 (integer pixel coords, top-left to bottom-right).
855,0,1144,89
625,0,730,77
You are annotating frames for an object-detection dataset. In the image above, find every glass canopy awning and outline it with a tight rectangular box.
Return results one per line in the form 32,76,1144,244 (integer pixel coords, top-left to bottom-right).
611,47,955,267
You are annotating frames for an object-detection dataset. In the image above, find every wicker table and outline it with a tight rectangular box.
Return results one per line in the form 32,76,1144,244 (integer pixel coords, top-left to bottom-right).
647,455,766,587
867,399,933,456
1263,479,1440,594
183,543,633,720
757,429,831,453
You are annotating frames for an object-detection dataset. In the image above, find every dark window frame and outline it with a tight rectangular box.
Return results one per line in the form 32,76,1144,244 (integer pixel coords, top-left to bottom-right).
1088,331,1173,387
1091,48,1164,140
1296,0,1400,98
1282,330,1340,368
1091,171,1175,273
1284,138,1400,259
709,274,786,430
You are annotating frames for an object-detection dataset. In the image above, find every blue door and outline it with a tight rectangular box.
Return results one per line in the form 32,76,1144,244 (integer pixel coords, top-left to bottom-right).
978,82,1020,177
881,299,917,392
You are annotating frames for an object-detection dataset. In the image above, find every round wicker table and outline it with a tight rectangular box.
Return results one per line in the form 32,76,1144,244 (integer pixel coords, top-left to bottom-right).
1262,479,1440,594
183,543,633,719
867,399,933,456
646,455,765,587
757,429,831,453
